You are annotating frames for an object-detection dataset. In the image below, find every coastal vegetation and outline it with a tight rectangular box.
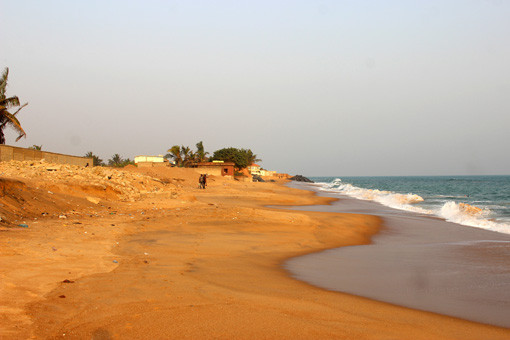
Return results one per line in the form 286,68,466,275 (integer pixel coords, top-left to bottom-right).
165,141,209,167
165,145,186,167
82,142,259,171
108,153,134,168
0,67,28,144
166,142,260,170
195,141,209,162
211,147,260,170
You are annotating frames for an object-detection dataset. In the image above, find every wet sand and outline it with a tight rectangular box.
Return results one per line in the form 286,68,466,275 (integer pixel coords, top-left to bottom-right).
284,182,510,328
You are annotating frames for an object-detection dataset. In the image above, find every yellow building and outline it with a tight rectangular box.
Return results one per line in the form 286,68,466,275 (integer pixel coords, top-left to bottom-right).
247,163,261,175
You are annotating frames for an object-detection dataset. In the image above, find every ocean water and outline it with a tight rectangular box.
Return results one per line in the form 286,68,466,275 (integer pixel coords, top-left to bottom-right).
310,176,510,235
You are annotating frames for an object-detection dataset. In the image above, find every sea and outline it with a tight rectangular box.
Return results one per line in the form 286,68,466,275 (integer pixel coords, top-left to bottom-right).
309,175,510,235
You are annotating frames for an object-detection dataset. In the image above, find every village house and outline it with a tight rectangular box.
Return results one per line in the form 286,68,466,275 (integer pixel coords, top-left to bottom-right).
247,163,261,176
192,161,235,178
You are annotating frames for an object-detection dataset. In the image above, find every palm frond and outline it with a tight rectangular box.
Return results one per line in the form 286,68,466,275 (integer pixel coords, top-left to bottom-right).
11,102,28,116
0,96,21,109
0,109,26,141
0,68,9,98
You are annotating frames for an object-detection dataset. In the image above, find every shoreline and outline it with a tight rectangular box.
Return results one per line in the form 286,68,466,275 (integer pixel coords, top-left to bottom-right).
284,182,510,329
1,164,509,339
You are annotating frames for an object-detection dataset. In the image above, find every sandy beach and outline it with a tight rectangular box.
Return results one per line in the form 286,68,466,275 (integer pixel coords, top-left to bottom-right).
1,162,510,339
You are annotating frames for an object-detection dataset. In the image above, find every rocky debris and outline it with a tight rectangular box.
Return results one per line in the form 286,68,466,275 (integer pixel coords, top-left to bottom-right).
252,174,265,182
0,160,176,201
289,175,314,183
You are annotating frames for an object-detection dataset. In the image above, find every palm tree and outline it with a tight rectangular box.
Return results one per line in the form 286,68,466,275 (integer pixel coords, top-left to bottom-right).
122,157,135,167
181,145,195,167
108,154,124,167
0,67,28,144
166,145,183,166
195,141,209,163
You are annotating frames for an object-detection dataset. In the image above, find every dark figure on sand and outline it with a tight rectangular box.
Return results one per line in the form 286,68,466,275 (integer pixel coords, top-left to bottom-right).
199,174,207,189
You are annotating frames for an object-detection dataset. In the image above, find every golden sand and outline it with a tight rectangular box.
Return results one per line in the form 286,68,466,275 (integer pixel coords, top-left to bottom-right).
1,163,508,339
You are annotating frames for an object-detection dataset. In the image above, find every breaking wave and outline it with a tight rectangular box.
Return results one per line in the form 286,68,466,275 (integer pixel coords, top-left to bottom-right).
320,178,427,212
439,201,510,234
317,178,510,235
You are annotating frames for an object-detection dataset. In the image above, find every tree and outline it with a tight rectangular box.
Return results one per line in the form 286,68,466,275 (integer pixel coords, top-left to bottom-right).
240,148,261,166
165,142,210,167
212,147,261,170
0,67,28,144
85,151,104,166
121,157,135,167
195,141,209,163
108,154,124,167
166,145,183,166
28,144,42,150
180,145,195,167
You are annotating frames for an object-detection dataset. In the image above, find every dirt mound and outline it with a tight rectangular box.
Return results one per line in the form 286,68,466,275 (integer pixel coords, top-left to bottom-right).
0,161,201,226
0,178,84,225
122,165,201,188
0,161,226,225
0,161,179,201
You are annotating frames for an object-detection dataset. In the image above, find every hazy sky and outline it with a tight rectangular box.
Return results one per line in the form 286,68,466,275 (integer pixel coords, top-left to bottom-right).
2,0,509,176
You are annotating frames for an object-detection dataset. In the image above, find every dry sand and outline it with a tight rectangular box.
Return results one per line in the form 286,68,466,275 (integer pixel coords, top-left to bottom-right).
1,162,509,339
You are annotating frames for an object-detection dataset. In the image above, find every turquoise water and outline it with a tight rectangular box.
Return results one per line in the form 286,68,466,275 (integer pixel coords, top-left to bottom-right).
310,176,510,234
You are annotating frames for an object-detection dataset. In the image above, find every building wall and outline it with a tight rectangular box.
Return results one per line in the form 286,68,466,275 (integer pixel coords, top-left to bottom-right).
247,164,261,175
260,170,276,177
134,155,165,163
0,145,92,167
136,162,168,168
193,162,235,177
193,167,222,177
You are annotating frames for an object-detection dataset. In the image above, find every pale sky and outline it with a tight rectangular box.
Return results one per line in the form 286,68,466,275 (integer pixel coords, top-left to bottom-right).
2,0,509,176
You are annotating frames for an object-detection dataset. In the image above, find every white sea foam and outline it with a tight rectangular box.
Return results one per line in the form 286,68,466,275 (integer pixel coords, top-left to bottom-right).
318,178,510,235
319,179,428,213
438,201,510,234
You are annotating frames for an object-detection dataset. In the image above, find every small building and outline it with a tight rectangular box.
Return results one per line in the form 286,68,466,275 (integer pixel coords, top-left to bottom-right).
247,163,261,176
193,161,235,177
134,155,168,167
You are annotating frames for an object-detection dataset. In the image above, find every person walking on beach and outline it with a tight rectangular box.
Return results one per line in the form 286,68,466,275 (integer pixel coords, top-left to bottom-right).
202,174,207,189
198,174,207,189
